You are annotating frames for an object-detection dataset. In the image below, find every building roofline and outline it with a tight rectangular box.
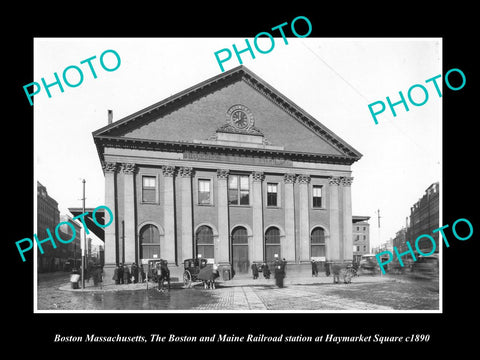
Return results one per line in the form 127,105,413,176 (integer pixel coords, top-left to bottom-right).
92,65,363,164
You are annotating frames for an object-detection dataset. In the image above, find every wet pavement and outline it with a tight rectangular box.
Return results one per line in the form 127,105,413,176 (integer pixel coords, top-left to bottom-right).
36,272,439,311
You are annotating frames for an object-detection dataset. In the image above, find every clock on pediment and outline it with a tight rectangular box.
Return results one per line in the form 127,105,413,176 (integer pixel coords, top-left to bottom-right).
226,105,254,130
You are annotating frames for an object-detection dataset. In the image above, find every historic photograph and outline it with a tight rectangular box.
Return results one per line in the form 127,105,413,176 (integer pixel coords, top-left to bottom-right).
33,38,441,312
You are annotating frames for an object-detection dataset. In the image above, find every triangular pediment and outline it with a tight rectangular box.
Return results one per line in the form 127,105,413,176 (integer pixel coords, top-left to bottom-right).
93,66,362,164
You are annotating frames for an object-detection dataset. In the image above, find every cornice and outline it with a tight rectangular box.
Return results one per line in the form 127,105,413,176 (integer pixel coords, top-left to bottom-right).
93,135,358,166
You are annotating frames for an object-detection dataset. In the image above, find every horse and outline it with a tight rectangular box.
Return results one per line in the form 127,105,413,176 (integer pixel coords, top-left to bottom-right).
200,264,219,290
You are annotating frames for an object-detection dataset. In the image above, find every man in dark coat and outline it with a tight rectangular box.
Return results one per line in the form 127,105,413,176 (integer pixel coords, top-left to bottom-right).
112,265,120,285
131,263,139,283
118,264,124,284
311,259,318,277
123,263,131,284
262,263,271,279
273,255,285,288
251,263,259,279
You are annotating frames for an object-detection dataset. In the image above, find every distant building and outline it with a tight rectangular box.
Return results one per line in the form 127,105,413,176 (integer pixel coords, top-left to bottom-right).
352,215,370,263
58,214,82,270
406,182,439,255
37,182,60,272
37,182,84,272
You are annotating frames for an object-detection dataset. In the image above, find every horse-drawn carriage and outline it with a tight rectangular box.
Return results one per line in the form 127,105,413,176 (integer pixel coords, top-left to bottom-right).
183,258,234,289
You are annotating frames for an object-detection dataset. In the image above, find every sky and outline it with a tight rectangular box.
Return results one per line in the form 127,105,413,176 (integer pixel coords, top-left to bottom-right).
34,37,442,248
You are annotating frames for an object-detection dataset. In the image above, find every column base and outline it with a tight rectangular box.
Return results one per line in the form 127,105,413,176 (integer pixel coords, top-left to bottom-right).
102,263,117,285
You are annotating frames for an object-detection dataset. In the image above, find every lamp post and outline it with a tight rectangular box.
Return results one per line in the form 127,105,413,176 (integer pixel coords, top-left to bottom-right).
81,179,86,289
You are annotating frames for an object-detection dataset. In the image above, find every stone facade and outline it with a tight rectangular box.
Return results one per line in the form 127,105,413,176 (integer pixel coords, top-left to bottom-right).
93,66,362,283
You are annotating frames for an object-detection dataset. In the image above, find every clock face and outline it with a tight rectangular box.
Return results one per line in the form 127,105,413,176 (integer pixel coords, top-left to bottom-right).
231,110,249,129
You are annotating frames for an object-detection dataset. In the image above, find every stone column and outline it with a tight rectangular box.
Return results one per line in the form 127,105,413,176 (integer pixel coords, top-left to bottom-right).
328,176,341,262
121,163,136,265
162,165,176,264
103,161,117,284
216,169,230,264
283,173,296,262
252,171,264,263
341,177,354,263
179,167,193,263
297,174,310,263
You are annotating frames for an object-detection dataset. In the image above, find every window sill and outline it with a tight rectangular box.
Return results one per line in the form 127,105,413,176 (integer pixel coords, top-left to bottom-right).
312,207,327,210
141,202,160,205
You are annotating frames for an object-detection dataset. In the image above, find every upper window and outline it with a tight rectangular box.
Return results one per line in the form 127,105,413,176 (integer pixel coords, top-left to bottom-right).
142,176,157,203
228,175,249,205
312,185,323,208
198,179,212,205
267,183,278,207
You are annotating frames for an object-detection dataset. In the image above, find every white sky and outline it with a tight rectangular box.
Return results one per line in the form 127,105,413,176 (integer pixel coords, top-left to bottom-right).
34,37,441,248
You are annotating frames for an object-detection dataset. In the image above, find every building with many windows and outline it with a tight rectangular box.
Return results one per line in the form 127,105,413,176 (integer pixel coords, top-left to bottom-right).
352,215,370,264
406,182,439,255
37,182,82,272
92,66,362,283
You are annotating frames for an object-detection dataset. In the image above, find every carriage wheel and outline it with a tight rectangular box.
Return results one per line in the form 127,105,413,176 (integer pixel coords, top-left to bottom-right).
183,271,192,288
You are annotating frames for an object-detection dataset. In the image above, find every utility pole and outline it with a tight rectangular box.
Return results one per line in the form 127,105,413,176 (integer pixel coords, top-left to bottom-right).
81,179,86,289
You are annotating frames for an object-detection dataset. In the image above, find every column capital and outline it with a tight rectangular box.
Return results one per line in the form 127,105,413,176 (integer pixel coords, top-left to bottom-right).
120,163,136,174
162,165,176,177
297,174,311,184
179,167,193,177
340,176,354,186
102,161,117,173
328,176,342,186
216,169,229,180
283,173,296,184
252,171,264,182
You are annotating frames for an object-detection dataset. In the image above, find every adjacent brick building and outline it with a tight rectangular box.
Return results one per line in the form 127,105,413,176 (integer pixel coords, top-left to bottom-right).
352,215,370,264
92,66,363,283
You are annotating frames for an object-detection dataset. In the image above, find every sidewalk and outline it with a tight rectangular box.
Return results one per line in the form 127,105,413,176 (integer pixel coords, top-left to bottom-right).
59,272,398,292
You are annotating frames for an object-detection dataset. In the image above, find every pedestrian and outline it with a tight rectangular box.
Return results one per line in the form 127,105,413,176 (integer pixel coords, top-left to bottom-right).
131,262,139,283
273,254,285,288
251,263,259,279
332,263,341,284
118,263,124,284
112,265,120,285
262,263,271,279
123,263,131,284
311,258,318,277
139,266,146,283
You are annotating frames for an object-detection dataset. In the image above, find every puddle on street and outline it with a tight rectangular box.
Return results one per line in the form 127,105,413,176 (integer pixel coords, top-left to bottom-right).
65,288,215,311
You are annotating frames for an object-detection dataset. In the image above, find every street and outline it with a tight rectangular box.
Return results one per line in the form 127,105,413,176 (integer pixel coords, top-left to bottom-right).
37,271,439,311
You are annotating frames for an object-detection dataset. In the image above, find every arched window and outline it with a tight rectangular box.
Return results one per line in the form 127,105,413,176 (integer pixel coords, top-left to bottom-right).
265,226,281,263
232,226,249,273
140,224,160,259
311,227,326,257
196,225,214,259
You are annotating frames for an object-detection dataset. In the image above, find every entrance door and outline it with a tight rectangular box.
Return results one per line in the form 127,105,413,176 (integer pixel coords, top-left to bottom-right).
232,226,249,274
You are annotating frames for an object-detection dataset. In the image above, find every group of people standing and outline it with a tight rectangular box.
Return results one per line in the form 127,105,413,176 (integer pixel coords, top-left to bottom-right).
250,255,287,288
112,263,145,285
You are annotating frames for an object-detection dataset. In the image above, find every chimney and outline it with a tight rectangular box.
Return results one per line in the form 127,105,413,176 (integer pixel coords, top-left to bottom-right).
108,109,113,124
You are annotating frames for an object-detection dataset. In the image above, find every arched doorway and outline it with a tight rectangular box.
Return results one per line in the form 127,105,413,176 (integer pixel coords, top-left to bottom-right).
139,224,160,260
195,225,214,260
311,227,326,271
232,226,249,274
265,226,281,263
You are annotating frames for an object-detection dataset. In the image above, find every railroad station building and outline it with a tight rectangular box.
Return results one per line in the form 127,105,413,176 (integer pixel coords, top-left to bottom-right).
92,66,362,283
